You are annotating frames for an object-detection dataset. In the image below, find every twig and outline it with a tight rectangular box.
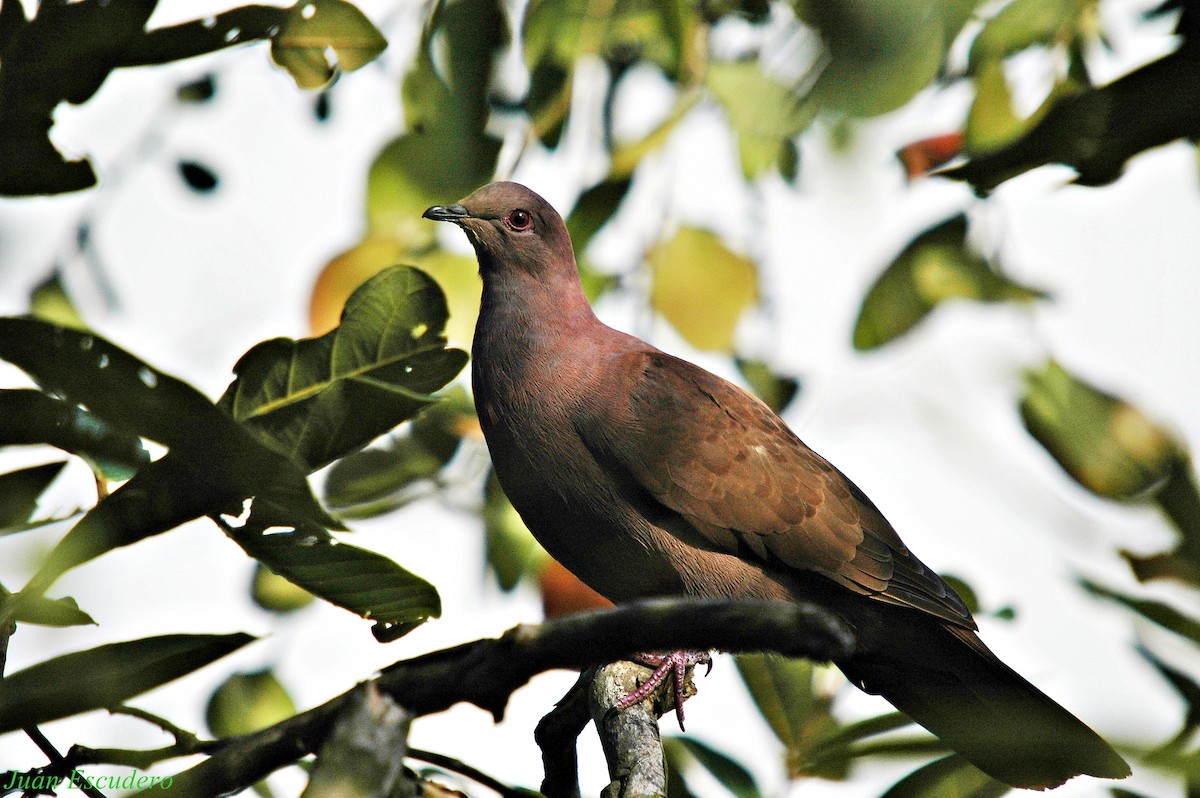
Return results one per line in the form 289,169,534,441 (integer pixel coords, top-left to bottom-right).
406,747,532,798
23,726,107,798
535,669,595,798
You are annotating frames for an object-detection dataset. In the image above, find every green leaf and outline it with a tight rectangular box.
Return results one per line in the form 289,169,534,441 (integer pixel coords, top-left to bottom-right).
1138,645,1200,755
206,669,297,738
735,359,799,414
967,0,1082,73
799,0,961,117
1125,459,1200,584
0,320,337,594
664,737,762,798
9,593,96,628
944,46,1200,191
1020,360,1185,501
881,754,1009,798
219,266,468,473
252,563,316,613
735,653,841,778
485,471,547,590
0,389,149,481
0,633,254,733
852,215,1048,350
228,518,440,640
568,177,633,254
30,274,87,331
270,0,387,89
367,0,504,242
705,61,813,179
965,60,1025,155
323,386,473,518
0,462,66,531
524,0,692,82
523,0,695,145
650,227,758,352
1081,579,1200,643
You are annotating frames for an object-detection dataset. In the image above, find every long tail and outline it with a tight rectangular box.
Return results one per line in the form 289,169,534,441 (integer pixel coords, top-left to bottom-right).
842,621,1130,790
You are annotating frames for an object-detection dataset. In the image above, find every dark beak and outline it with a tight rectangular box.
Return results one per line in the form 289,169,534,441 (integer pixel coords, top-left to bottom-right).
423,204,470,223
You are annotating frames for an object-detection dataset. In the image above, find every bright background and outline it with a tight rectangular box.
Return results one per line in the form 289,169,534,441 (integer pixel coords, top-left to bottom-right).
1,0,1197,795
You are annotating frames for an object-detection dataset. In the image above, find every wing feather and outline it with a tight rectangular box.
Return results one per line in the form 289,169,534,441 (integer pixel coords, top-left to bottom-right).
579,349,974,629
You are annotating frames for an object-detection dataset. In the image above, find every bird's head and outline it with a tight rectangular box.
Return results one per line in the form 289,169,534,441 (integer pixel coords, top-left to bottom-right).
424,182,575,278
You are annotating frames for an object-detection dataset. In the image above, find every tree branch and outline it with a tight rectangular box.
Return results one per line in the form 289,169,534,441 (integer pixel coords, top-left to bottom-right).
158,598,853,798
535,668,595,798
591,662,669,798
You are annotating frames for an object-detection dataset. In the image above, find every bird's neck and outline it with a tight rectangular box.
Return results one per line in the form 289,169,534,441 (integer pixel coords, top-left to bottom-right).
476,261,600,348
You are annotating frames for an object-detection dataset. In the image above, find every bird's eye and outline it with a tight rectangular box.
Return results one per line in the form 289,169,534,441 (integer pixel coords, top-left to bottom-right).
505,209,533,231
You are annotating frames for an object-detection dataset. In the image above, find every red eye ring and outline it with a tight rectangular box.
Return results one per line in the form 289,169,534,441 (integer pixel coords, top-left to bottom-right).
505,209,533,231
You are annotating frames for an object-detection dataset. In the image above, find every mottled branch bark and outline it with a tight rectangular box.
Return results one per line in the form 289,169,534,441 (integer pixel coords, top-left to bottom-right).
591,662,669,798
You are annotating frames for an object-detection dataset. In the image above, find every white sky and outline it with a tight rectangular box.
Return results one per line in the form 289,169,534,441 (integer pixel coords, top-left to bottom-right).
0,1,1196,796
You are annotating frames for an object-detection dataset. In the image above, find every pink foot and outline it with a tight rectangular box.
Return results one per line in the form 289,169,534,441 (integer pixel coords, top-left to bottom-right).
615,651,712,729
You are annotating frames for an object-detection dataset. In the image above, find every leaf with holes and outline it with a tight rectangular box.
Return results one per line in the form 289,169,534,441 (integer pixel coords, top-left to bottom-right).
270,0,387,89
0,633,254,733
220,266,468,473
227,516,440,641
0,390,149,481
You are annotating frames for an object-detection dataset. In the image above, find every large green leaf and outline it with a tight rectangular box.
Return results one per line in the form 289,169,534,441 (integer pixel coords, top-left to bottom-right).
705,61,813,179
945,45,1200,191
323,386,474,518
270,0,387,89
219,266,468,473
0,633,254,733
650,227,758,352
228,517,440,642
881,755,1009,798
0,319,338,596
853,215,1048,350
0,389,149,480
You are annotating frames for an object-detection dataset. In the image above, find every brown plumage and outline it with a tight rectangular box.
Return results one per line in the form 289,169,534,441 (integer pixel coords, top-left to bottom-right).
424,182,1130,790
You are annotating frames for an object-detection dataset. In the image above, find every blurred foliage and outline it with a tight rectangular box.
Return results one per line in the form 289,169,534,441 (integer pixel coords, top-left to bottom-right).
207,669,297,738
1,0,1198,794
0,0,386,195
853,215,1048,351
0,634,253,734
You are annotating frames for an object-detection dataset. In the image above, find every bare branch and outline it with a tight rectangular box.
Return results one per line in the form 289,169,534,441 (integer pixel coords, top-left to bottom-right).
591,662,668,798
158,598,852,798
535,668,595,798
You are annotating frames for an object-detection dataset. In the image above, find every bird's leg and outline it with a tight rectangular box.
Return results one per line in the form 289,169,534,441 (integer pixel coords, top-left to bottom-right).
615,651,712,730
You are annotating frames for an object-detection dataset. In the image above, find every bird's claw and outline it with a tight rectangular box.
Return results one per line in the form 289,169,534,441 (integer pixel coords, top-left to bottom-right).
615,650,712,730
